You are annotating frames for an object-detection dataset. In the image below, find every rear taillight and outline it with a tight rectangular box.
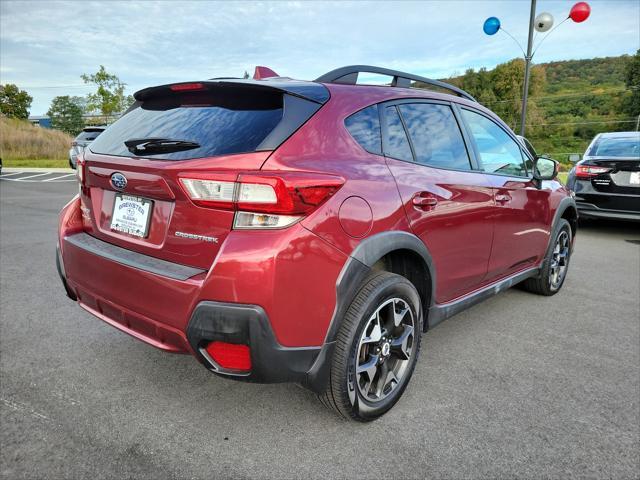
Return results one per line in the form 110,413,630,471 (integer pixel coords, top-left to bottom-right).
205,341,251,372
179,172,344,229
575,165,611,179
76,154,85,185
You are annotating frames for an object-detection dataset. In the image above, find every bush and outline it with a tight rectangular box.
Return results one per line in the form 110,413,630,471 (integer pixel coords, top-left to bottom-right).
0,115,72,160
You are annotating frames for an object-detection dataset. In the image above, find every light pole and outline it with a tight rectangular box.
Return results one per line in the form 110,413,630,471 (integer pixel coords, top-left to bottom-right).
520,0,537,137
483,2,591,136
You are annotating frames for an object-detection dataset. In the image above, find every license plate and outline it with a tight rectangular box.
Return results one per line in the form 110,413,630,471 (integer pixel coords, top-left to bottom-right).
110,194,153,238
630,171,640,185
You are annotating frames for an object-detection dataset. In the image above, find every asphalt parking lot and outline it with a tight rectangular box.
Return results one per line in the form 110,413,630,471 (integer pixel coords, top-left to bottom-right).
1,175,638,479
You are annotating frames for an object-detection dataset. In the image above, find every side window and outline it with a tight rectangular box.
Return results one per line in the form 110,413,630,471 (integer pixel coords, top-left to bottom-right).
344,105,382,154
398,103,471,170
383,106,413,162
461,109,528,177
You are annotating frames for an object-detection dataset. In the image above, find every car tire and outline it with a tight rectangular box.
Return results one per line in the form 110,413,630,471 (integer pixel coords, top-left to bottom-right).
319,271,423,421
521,218,572,296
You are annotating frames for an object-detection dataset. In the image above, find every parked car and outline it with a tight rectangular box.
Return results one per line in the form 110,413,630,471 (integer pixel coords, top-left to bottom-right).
69,126,105,169
57,65,577,421
566,131,640,222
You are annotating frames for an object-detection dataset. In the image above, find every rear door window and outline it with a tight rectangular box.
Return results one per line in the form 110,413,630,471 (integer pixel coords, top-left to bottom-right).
89,89,284,160
383,106,413,162
461,109,528,177
344,105,382,154
398,103,471,170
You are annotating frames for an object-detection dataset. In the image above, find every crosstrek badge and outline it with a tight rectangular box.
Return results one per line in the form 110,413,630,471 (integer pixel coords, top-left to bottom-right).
175,231,219,243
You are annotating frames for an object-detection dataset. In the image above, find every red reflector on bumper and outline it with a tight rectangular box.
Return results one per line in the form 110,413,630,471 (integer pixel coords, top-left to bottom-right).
205,341,252,371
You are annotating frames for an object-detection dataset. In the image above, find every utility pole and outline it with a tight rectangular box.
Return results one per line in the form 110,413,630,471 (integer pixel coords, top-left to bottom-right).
519,0,537,136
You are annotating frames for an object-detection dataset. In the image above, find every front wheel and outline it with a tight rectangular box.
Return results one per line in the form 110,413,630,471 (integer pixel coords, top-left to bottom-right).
522,218,572,296
319,272,423,421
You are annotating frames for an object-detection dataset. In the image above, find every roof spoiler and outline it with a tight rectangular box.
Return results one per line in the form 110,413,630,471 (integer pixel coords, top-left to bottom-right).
134,78,329,105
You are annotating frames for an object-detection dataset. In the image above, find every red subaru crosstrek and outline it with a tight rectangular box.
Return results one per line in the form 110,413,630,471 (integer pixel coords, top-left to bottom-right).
57,65,577,421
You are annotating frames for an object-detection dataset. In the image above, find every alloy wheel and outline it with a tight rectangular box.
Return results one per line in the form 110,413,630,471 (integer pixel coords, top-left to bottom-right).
354,297,416,403
549,230,570,289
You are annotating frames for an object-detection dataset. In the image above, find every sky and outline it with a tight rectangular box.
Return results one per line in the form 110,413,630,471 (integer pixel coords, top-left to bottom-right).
1,0,638,115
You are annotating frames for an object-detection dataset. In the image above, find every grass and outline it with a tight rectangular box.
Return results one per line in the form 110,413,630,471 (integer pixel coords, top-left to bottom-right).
3,158,69,168
0,116,72,161
557,172,568,185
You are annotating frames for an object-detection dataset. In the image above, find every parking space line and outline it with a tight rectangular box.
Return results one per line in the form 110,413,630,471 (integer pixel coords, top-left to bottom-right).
43,173,75,182
14,173,51,181
0,172,24,177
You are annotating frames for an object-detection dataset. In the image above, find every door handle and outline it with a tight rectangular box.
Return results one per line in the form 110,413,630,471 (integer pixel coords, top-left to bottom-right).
495,193,512,204
412,194,438,209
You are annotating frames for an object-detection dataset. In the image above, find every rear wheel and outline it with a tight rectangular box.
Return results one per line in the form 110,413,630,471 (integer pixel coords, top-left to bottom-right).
521,218,572,296
319,272,423,421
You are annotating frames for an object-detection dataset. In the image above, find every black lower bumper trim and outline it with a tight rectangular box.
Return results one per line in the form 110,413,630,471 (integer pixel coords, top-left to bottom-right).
186,301,321,386
56,245,77,301
576,202,640,222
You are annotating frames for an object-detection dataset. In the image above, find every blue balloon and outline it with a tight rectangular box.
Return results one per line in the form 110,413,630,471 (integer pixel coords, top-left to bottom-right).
483,17,501,35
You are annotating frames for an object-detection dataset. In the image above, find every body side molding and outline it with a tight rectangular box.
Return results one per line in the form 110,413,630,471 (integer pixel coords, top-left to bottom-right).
428,266,540,328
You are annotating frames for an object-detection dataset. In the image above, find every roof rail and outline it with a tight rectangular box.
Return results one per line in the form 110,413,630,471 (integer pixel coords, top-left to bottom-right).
314,65,476,102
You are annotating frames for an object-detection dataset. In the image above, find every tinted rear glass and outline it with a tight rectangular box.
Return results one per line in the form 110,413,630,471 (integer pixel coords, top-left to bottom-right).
588,137,640,158
76,130,103,142
384,106,413,162
344,105,382,154
89,89,283,160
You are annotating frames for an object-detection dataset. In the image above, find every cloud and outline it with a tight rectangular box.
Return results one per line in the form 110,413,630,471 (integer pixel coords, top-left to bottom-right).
1,0,638,114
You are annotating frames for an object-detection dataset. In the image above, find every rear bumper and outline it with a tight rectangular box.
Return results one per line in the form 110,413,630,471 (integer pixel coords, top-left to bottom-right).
56,235,325,385
576,201,640,222
57,197,346,390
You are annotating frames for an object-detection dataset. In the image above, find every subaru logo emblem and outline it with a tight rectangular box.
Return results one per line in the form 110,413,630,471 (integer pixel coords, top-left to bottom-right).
110,172,127,191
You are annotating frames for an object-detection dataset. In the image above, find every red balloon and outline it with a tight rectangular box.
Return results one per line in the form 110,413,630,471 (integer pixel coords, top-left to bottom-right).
569,2,591,23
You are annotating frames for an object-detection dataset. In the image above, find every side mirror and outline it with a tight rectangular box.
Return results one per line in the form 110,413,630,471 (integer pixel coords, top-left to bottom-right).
533,156,559,188
568,153,581,163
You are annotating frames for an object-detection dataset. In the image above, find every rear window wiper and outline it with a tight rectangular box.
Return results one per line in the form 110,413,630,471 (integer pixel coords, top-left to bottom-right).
124,138,200,155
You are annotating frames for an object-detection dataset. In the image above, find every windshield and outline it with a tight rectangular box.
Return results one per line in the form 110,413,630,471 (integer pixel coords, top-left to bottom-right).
588,136,640,158
89,89,284,160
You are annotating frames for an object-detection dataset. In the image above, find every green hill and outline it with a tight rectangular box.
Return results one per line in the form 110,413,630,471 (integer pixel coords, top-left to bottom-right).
441,54,638,161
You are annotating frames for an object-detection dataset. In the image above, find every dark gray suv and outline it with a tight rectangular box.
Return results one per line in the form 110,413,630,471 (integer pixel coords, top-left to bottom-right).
69,126,105,169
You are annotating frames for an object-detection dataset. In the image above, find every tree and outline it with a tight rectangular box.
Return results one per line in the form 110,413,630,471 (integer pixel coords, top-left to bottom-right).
81,65,129,116
622,49,640,116
0,84,33,119
452,59,546,131
47,96,85,135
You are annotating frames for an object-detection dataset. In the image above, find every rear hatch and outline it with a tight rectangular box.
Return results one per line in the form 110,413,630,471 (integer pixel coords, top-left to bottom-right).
582,157,640,195
78,80,328,270
580,134,640,195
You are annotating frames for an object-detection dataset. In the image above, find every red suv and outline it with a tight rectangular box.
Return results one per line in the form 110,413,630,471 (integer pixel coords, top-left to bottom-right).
57,65,577,421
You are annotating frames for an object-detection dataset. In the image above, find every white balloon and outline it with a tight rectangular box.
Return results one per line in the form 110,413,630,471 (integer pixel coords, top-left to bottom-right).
534,12,554,32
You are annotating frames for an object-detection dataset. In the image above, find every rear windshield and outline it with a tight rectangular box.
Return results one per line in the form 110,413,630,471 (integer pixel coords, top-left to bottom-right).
588,137,640,158
89,89,284,160
76,130,103,142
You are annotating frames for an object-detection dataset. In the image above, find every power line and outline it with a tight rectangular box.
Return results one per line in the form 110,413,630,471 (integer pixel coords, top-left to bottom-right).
524,119,637,127
12,85,89,89
481,87,635,106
